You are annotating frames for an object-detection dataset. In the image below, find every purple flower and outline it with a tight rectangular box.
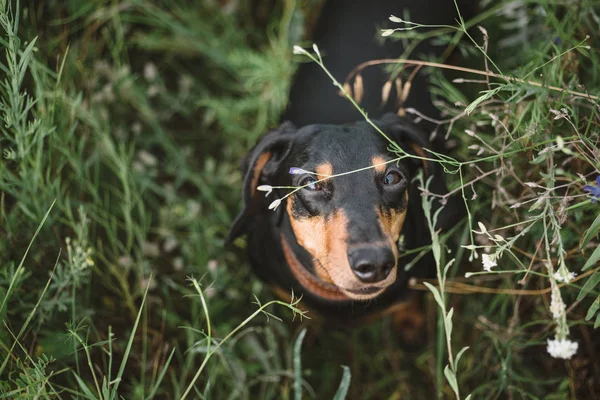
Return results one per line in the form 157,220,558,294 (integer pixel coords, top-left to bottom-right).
289,167,312,175
584,176,600,203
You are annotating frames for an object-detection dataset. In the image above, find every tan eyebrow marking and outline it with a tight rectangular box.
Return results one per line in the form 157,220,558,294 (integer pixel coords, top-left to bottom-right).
315,162,333,177
371,155,388,173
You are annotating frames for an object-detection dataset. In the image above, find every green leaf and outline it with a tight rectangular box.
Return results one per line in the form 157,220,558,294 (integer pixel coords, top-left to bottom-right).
465,395,472,400
423,282,445,309
465,87,501,115
444,365,459,395
72,371,98,400
333,365,352,400
111,278,151,398
443,259,456,282
585,296,600,321
445,308,454,337
577,271,600,302
581,213,600,249
454,346,470,371
145,349,175,400
293,328,307,400
595,313,600,329
583,244,600,271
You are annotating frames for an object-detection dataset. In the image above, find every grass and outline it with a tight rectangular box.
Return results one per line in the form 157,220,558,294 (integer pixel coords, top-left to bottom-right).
1,0,600,398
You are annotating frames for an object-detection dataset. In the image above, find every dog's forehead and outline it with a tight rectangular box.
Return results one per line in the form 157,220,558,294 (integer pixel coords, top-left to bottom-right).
293,123,391,169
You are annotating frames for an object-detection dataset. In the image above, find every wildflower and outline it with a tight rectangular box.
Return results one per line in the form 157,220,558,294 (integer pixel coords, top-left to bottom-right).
138,150,157,167
381,29,395,37
549,286,566,320
289,167,313,175
86,255,95,267
475,221,487,234
205,287,217,299
293,45,308,55
147,85,160,98
256,185,273,197
163,236,178,253
131,121,142,135
546,338,578,359
207,260,218,273
583,176,600,202
312,44,321,58
481,253,497,272
119,256,132,269
268,199,282,210
173,257,184,271
143,62,158,81
389,15,403,23
552,270,576,284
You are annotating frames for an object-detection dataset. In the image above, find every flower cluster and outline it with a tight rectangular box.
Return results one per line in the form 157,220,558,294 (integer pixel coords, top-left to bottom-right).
546,338,578,359
481,253,497,272
583,175,600,203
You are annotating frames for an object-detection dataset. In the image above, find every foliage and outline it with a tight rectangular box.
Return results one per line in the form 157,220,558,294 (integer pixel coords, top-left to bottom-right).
1,0,599,399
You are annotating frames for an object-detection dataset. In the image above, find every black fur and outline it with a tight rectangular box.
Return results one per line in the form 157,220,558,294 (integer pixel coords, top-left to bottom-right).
229,0,469,320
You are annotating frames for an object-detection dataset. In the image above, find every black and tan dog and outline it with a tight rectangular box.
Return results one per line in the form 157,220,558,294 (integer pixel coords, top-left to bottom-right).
229,0,468,331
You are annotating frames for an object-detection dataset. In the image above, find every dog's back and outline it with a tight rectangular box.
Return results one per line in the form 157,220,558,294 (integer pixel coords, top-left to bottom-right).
284,0,475,126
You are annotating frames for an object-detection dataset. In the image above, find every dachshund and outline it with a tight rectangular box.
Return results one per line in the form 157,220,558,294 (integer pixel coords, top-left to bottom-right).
228,0,469,334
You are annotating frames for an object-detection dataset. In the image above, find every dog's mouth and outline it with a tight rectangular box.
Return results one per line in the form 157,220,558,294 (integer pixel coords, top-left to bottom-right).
340,284,388,300
345,286,383,295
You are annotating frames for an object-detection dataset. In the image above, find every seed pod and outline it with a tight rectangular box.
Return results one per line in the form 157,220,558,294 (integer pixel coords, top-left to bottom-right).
339,82,352,97
381,80,392,105
395,78,403,102
400,81,412,103
353,74,364,104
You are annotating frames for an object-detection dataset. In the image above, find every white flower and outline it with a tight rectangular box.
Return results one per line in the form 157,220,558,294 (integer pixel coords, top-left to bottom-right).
138,150,157,167
549,286,566,320
389,15,403,23
268,199,282,210
312,44,320,58
381,29,395,37
163,236,178,253
481,253,497,272
293,45,308,55
553,270,576,283
547,338,578,359
257,185,273,197
475,221,487,234
143,62,158,81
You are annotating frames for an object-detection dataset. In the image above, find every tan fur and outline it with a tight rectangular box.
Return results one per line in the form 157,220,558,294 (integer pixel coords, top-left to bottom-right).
280,233,348,301
288,201,397,300
315,162,333,177
250,152,271,197
371,155,388,173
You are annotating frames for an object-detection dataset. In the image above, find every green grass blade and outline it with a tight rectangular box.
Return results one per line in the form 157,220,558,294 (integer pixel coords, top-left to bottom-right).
110,276,152,398
293,328,307,400
332,365,351,400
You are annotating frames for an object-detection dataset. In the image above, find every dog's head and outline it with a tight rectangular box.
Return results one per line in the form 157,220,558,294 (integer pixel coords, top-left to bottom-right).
229,113,453,301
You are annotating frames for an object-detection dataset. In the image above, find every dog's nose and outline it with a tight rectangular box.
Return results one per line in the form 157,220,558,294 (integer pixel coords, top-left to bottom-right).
348,246,395,283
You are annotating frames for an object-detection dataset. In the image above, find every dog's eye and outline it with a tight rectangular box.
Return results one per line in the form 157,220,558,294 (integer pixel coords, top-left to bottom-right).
300,176,322,191
383,171,403,186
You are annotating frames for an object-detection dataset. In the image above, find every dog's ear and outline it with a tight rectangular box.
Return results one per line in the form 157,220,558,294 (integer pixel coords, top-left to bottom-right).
227,122,297,242
376,113,463,231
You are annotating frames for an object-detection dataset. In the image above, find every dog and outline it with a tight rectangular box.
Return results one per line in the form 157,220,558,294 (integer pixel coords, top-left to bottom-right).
228,0,468,329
